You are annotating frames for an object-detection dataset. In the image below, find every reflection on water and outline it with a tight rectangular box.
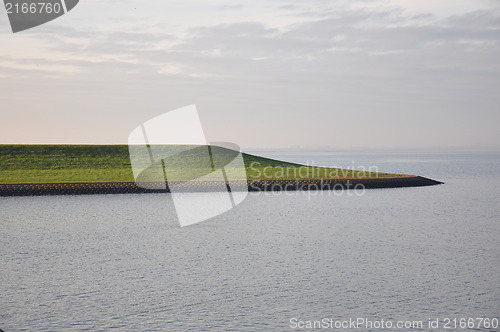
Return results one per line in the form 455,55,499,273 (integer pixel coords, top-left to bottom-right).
1,152,499,331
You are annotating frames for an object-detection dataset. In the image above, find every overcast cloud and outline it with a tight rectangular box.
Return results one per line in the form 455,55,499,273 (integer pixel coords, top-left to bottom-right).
0,0,499,149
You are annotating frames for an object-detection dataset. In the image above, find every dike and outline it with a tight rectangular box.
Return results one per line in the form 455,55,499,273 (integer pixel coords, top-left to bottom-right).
0,176,442,197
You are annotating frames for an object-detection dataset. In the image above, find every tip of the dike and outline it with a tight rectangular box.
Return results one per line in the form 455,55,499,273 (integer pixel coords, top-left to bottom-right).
414,176,444,186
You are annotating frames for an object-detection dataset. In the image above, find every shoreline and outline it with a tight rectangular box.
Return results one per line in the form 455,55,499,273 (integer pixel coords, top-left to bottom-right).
0,176,443,197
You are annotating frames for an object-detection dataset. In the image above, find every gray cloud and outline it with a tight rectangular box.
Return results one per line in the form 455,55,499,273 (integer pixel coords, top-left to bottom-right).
1,2,499,148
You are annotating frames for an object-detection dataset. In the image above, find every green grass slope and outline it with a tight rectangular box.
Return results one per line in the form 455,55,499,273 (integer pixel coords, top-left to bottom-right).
0,145,395,184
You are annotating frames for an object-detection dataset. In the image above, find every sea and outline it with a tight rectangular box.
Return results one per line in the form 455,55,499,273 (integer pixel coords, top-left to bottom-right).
1,150,499,331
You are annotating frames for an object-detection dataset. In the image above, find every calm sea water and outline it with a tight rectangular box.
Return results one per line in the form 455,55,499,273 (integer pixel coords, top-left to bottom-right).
1,151,499,331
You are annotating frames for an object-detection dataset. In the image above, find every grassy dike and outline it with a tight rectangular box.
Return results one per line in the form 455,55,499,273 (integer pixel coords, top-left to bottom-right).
0,145,442,196
0,144,395,184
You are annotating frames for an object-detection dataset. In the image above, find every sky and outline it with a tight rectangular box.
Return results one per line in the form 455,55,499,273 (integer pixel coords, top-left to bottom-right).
0,0,499,149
